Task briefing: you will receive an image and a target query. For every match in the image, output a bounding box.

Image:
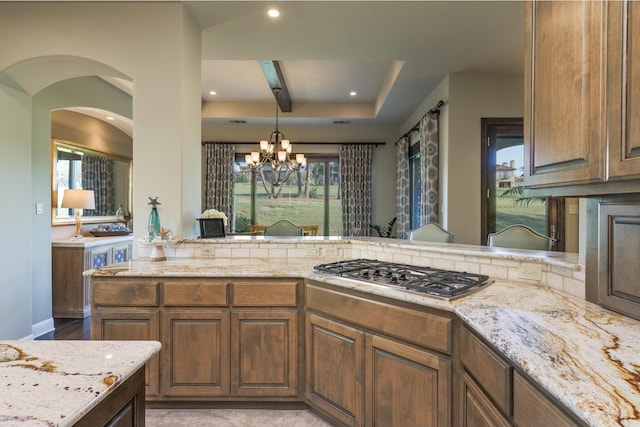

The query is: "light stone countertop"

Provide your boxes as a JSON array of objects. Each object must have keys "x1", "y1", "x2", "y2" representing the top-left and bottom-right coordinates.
[
  {"x1": 0, "y1": 340, "x2": 161, "y2": 426},
  {"x1": 52, "y1": 235, "x2": 133, "y2": 248},
  {"x1": 85, "y1": 256, "x2": 639, "y2": 427}
]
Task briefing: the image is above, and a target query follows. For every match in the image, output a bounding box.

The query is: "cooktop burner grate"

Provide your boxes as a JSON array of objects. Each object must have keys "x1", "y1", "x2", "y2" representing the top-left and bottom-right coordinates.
[{"x1": 313, "y1": 258, "x2": 491, "y2": 299}]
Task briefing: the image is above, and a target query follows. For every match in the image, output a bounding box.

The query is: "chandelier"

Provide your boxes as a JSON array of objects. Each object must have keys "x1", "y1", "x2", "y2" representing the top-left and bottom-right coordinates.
[{"x1": 245, "y1": 88, "x2": 306, "y2": 186}]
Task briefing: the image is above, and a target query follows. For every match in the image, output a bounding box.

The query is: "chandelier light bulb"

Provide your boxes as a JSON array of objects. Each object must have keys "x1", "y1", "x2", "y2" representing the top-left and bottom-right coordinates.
[
  {"x1": 250, "y1": 152, "x2": 260, "y2": 164},
  {"x1": 260, "y1": 140, "x2": 269, "y2": 151},
  {"x1": 281, "y1": 139, "x2": 290, "y2": 151},
  {"x1": 277, "y1": 151, "x2": 287, "y2": 162}
]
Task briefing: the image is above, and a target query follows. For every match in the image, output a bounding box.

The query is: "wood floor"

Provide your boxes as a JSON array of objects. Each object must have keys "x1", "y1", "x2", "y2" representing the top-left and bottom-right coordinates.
[{"x1": 36, "y1": 317, "x2": 90, "y2": 340}]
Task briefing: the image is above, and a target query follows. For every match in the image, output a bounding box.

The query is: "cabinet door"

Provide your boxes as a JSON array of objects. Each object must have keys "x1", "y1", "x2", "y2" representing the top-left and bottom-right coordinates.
[
  {"x1": 513, "y1": 372, "x2": 578, "y2": 427},
  {"x1": 587, "y1": 200, "x2": 640, "y2": 321},
  {"x1": 524, "y1": 0, "x2": 605, "y2": 188},
  {"x1": 460, "y1": 371, "x2": 511, "y2": 427},
  {"x1": 92, "y1": 310, "x2": 160, "y2": 397},
  {"x1": 306, "y1": 313, "x2": 364, "y2": 427},
  {"x1": 231, "y1": 310, "x2": 298, "y2": 397},
  {"x1": 161, "y1": 310, "x2": 230, "y2": 397},
  {"x1": 111, "y1": 243, "x2": 131, "y2": 264},
  {"x1": 365, "y1": 334, "x2": 451, "y2": 427},
  {"x1": 607, "y1": 1, "x2": 640, "y2": 180}
]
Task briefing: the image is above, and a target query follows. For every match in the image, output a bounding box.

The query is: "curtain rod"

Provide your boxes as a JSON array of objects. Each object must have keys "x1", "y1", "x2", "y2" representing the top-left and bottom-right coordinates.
[
  {"x1": 395, "y1": 99, "x2": 446, "y2": 144},
  {"x1": 202, "y1": 141, "x2": 385, "y2": 147}
]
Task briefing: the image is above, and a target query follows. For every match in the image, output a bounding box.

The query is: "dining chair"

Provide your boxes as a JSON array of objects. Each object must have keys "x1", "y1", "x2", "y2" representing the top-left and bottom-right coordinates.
[
  {"x1": 263, "y1": 220, "x2": 304, "y2": 237},
  {"x1": 487, "y1": 224, "x2": 553, "y2": 251},
  {"x1": 409, "y1": 223, "x2": 454, "y2": 243}
]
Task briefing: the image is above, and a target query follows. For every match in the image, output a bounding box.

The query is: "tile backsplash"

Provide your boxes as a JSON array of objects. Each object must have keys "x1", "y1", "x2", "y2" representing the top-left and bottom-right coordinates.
[{"x1": 139, "y1": 237, "x2": 585, "y2": 299}]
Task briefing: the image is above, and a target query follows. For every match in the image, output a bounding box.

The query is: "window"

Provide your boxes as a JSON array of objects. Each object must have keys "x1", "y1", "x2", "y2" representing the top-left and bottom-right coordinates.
[
  {"x1": 234, "y1": 155, "x2": 342, "y2": 235},
  {"x1": 408, "y1": 142, "x2": 421, "y2": 229}
]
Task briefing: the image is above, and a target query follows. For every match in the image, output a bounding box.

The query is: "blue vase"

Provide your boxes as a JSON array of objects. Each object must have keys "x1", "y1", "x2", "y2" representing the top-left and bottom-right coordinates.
[{"x1": 148, "y1": 207, "x2": 161, "y2": 238}]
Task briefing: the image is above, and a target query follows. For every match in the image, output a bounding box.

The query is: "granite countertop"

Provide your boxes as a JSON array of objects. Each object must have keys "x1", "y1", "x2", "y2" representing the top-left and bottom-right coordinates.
[
  {"x1": 0, "y1": 340, "x2": 161, "y2": 426},
  {"x1": 85, "y1": 258, "x2": 639, "y2": 426}
]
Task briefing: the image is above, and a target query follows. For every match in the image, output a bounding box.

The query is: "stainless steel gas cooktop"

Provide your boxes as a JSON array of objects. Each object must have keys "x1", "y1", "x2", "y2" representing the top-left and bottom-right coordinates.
[{"x1": 313, "y1": 258, "x2": 491, "y2": 299}]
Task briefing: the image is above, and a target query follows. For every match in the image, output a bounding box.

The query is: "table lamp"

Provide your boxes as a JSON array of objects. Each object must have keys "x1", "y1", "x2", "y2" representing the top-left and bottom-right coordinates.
[{"x1": 61, "y1": 189, "x2": 95, "y2": 239}]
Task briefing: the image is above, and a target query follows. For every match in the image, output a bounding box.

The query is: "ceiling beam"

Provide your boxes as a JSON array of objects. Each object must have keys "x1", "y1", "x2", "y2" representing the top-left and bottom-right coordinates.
[{"x1": 258, "y1": 60, "x2": 292, "y2": 112}]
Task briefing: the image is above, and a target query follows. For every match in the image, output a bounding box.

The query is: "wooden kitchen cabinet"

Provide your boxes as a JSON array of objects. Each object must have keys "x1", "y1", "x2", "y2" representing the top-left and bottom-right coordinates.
[
  {"x1": 90, "y1": 276, "x2": 302, "y2": 402},
  {"x1": 91, "y1": 278, "x2": 161, "y2": 397},
  {"x1": 513, "y1": 372, "x2": 578, "y2": 427},
  {"x1": 306, "y1": 313, "x2": 364, "y2": 427},
  {"x1": 460, "y1": 371, "x2": 511, "y2": 427},
  {"x1": 161, "y1": 309, "x2": 230, "y2": 397},
  {"x1": 231, "y1": 310, "x2": 298, "y2": 397},
  {"x1": 305, "y1": 281, "x2": 453, "y2": 427},
  {"x1": 52, "y1": 236, "x2": 132, "y2": 318},
  {"x1": 365, "y1": 333, "x2": 450, "y2": 427},
  {"x1": 524, "y1": 0, "x2": 604, "y2": 191},
  {"x1": 524, "y1": 0, "x2": 640, "y2": 196},
  {"x1": 458, "y1": 325, "x2": 582, "y2": 427},
  {"x1": 586, "y1": 198, "x2": 640, "y2": 321},
  {"x1": 230, "y1": 280, "x2": 300, "y2": 397}
]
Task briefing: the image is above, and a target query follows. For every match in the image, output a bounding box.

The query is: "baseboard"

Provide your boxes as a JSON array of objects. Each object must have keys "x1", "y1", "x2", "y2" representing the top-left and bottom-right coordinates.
[{"x1": 31, "y1": 317, "x2": 55, "y2": 339}]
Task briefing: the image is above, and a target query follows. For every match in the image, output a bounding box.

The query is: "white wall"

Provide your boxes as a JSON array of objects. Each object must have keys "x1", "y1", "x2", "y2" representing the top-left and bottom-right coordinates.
[{"x1": 0, "y1": 85, "x2": 33, "y2": 339}]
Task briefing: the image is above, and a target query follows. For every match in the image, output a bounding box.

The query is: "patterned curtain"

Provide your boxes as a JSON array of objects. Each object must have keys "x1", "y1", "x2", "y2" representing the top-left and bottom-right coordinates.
[
  {"x1": 203, "y1": 142, "x2": 235, "y2": 231},
  {"x1": 395, "y1": 136, "x2": 410, "y2": 239},
  {"x1": 82, "y1": 155, "x2": 114, "y2": 216},
  {"x1": 340, "y1": 144, "x2": 373, "y2": 237},
  {"x1": 418, "y1": 113, "x2": 439, "y2": 225}
]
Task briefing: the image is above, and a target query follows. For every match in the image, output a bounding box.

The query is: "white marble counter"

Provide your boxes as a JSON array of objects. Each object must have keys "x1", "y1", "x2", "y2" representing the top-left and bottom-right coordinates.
[
  {"x1": 85, "y1": 256, "x2": 639, "y2": 427},
  {"x1": 0, "y1": 340, "x2": 161, "y2": 426}
]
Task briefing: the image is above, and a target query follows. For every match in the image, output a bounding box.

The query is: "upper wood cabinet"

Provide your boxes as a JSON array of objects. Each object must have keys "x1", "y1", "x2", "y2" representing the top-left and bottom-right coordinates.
[
  {"x1": 607, "y1": 0, "x2": 640, "y2": 181},
  {"x1": 524, "y1": 0, "x2": 640, "y2": 196}
]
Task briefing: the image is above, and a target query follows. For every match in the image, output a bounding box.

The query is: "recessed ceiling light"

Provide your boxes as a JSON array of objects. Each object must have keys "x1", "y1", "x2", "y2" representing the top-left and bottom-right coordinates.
[
  {"x1": 268, "y1": 8, "x2": 280, "y2": 18},
  {"x1": 106, "y1": 116, "x2": 115, "y2": 121},
  {"x1": 350, "y1": 91, "x2": 357, "y2": 96},
  {"x1": 209, "y1": 91, "x2": 217, "y2": 96}
]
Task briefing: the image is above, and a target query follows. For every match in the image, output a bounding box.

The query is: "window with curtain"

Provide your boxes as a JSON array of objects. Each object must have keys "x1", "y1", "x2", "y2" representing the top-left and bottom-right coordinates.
[{"x1": 233, "y1": 154, "x2": 342, "y2": 235}]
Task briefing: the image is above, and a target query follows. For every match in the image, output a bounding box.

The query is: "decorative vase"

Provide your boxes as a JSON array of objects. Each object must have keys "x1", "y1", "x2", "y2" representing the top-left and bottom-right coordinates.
[
  {"x1": 115, "y1": 204, "x2": 126, "y2": 222},
  {"x1": 148, "y1": 207, "x2": 161, "y2": 238}
]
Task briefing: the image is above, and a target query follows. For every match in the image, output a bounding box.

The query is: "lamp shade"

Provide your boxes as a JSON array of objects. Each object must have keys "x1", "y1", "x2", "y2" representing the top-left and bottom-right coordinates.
[{"x1": 61, "y1": 189, "x2": 95, "y2": 210}]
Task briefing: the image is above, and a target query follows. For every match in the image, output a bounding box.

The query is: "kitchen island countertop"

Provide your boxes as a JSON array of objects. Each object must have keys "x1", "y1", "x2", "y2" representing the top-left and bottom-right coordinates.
[
  {"x1": 0, "y1": 340, "x2": 160, "y2": 426},
  {"x1": 86, "y1": 256, "x2": 639, "y2": 427}
]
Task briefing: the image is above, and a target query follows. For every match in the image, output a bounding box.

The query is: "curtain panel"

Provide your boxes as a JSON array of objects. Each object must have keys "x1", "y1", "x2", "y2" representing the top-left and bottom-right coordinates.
[
  {"x1": 395, "y1": 136, "x2": 410, "y2": 239},
  {"x1": 418, "y1": 113, "x2": 439, "y2": 225},
  {"x1": 340, "y1": 144, "x2": 373, "y2": 237},
  {"x1": 82, "y1": 155, "x2": 114, "y2": 216},
  {"x1": 203, "y1": 142, "x2": 235, "y2": 231}
]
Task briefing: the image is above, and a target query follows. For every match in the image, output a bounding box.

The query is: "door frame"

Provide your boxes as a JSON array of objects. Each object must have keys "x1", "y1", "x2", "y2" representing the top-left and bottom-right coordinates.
[{"x1": 480, "y1": 118, "x2": 565, "y2": 250}]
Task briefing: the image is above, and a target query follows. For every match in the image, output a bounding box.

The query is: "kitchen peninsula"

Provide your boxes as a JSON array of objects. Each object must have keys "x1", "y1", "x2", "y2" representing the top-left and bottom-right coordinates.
[
  {"x1": 86, "y1": 237, "x2": 640, "y2": 427},
  {"x1": 0, "y1": 340, "x2": 160, "y2": 426}
]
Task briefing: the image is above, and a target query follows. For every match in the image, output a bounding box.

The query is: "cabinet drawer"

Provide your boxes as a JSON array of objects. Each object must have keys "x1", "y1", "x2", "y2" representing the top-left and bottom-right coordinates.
[
  {"x1": 306, "y1": 283, "x2": 451, "y2": 354},
  {"x1": 460, "y1": 325, "x2": 512, "y2": 416},
  {"x1": 93, "y1": 280, "x2": 159, "y2": 306},
  {"x1": 513, "y1": 371, "x2": 578, "y2": 427},
  {"x1": 163, "y1": 280, "x2": 228, "y2": 306},
  {"x1": 233, "y1": 281, "x2": 298, "y2": 306}
]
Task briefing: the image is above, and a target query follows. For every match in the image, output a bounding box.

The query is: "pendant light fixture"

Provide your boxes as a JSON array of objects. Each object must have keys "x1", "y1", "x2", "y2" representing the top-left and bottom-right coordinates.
[{"x1": 245, "y1": 88, "x2": 306, "y2": 186}]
